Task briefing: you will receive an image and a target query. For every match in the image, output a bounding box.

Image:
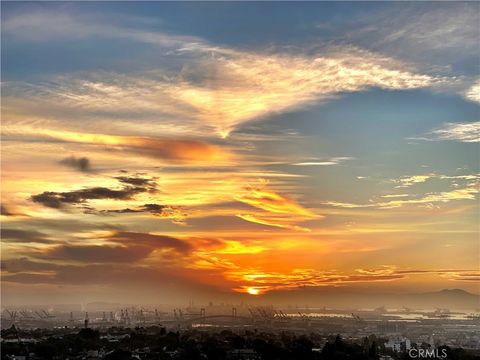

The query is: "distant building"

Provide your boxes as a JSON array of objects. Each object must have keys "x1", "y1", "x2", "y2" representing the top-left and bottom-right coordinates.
[{"x1": 384, "y1": 336, "x2": 411, "y2": 352}]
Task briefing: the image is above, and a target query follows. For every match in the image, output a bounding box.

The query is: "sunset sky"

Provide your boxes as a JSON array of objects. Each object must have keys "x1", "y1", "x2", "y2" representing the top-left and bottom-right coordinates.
[{"x1": 1, "y1": 2, "x2": 479, "y2": 305}]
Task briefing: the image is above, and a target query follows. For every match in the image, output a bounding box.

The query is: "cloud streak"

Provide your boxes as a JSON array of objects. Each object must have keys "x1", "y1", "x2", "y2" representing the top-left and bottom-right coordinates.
[
  {"x1": 6, "y1": 128, "x2": 231, "y2": 163},
  {"x1": 229, "y1": 266, "x2": 479, "y2": 295},
  {"x1": 410, "y1": 122, "x2": 480, "y2": 143},
  {"x1": 1, "y1": 228, "x2": 52, "y2": 244},
  {"x1": 325, "y1": 184, "x2": 478, "y2": 209},
  {"x1": 234, "y1": 182, "x2": 320, "y2": 231},
  {"x1": 292, "y1": 157, "x2": 353, "y2": 166},
  {"x1": 236, "y1": 184, "x2": 317, "y2": 217},
  {"x1": 107, "y1": 231, "x2": 193, "y2": 254},
  {"x1": 430, "y1": 122, "x2": 480, "y2": 143},
  {"x1": 2, "y1": 9, "x2": 204, "y2": 49},
  {"x1": 464, "y1": 80, "x2": 480, "y2": 103}
]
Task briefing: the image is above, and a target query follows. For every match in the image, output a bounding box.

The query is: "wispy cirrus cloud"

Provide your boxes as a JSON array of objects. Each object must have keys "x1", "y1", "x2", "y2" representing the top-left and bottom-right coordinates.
[
  {"x1": 325, "y1": 173, "x2": 478, "y2": 209},
  {"x1": 429, "y1": 122, "x2": 480, "y2": 143},
  {"x1": 411, "y1": 122, "x2": 480, "y2": 143},
  {"x1": 339, "y1": 3, "x2": 479, "y2": 102},
  {"x1": 464, "y1": 79, "x2": 480, "y2": 103},
  {"x1": 325, "y1": 185, "x2": 478, "y2": 209},
  {"x1": 164, "y1": 46, "x2": 444, "y2": 137},
  {"x1": 380, "y1": 194, "x2": 410, "y2": 199},
  {"x1": 2, "y1": 9, "x2": 205, "y2": 49},
  {"x1": 343, "y1": 3, "x2": 479, "y2": 69},
  {"x1": 2, "y1": 8, "x2": 450, "y2": 138},
  {"x1": 393, "y1": 173, "x2": 478, "y2": 188},
  {"x1": 394, "y1": 174, "x2": 434, "y2": 188},
  {"x1": 292, "y1": 157, "x2": 353, "y2": 166}
]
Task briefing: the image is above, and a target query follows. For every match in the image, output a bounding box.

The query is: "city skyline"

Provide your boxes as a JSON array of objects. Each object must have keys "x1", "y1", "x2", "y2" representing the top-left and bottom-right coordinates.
[{"x1": 1, "y1": 2, "x2": 479, "y2": 306}]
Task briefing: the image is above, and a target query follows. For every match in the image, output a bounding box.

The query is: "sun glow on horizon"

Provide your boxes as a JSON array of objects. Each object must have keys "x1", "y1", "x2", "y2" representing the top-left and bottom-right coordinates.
[{"x1": 247, "y1": 287, "x2": 261, "y2": 295}]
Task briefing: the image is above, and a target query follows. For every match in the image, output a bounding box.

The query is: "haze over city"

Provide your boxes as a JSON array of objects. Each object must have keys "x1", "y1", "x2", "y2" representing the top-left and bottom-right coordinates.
[{"x1": 1, "y1": 2, "x2": 479, "y2": 310}]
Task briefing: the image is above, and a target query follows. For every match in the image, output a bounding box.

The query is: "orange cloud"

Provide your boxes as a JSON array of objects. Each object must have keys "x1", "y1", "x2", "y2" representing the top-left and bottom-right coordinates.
[
  {"x1": 235, "y1": 184, "x2": 317, "y2": 217},
  {"x1": 226, "y1": 266, "x2": 480, "y2": 295},
  {"x1": 212, "y1": 240, "x2": 267, "y2": 255},
  {"x1": 236, "y1": 214, "x2": 311, "y2": 232},
  {"x1": 228, "y1": 268, "x2": 399, "y2": 295},
  {"x1": 6, "y1": 128, "x2": 231, "y2": 163},
  {"x1": 234, "y1": 182, "x2": 320, "y2": 231}
]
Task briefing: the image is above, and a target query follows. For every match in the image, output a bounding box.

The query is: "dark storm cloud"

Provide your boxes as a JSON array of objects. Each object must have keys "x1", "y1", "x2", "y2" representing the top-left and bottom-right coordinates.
[
  {"x1": 59, "y1": 156, "x2": 91, "y2": 172},
  {"x1": 99, "y1": 203, "x2": 171, "y2": 216},
  {"x1": 115, "y1": 176, "x2": 157, "y2": 189},
  {"x1": 1, "y1": 205, "x2": 15, "y2": 216},
  {"x1": 109, "y1": 231, "x2": 193, "y2": 253},
  {"x1": 31, "y1": 186, "x2": 146, "y2": 209},
  {"x1": 31, "y1": 175, "x2": 158, "y2": 210},
  {"x1": 1, "y1": 228, "x2": 52, "y2": 244},
  {"x1": 102, "y1": 208, "x2": 140, "y2": 214},
  {"x1": 142, "y1": 203, "x2": 166, "y2": 213},
  {"x1": 44, "y1": 244, "x2": 153, "y2": 263}
]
